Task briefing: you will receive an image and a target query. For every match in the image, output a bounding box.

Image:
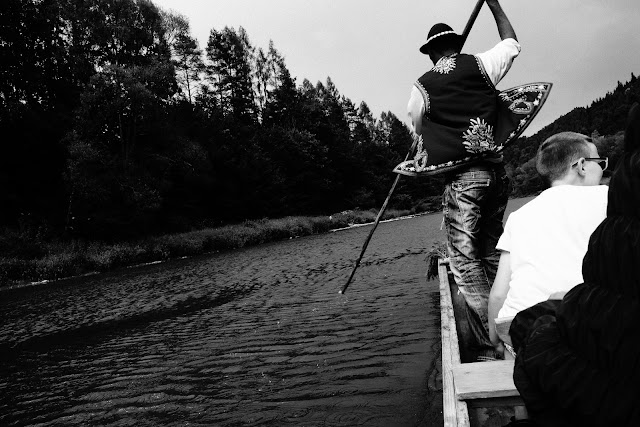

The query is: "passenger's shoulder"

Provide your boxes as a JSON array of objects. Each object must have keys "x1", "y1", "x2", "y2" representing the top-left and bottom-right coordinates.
[
  {"x1": 586, "y1": 184, "x2": 609, "y2": 200},
  {"x1": 506, "y1": 198, "x2": 539, "y2": 221}
]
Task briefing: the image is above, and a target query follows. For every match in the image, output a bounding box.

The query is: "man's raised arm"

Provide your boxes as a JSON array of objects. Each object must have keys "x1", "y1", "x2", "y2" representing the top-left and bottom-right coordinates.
[{"x1": 486, "y1": 0, "x2": 517, "y2": 42}]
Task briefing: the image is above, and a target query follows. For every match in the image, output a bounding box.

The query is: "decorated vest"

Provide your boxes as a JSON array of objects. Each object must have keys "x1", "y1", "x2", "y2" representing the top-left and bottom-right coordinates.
[{"x1": 394, "y1": 53, "x2": 552, "y2": 176}]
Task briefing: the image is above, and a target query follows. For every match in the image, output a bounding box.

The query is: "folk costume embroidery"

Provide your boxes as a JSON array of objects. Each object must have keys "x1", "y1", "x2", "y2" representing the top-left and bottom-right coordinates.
[
  {"x1": 415, "y1": 82, "x2": 430, "y2": 115},
  {"x1": 432, "y1": 55, "x2": 457, "y2": 74},
  {"x1": 462, "y1": 118, "x2": 497, "y2": 154},
  {"x1": 413, "y1": 133, "x2": 429, "y2": 172}
]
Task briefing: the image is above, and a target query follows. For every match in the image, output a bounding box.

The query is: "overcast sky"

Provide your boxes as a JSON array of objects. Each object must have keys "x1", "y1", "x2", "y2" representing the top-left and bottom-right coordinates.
[{"x1": 153, "y1": 0, "x2": 640, "y2": 136}]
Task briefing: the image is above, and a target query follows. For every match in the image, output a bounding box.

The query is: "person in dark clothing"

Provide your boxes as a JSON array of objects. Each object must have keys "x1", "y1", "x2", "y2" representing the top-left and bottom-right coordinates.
[{"x1": 509, "y1": 103, "x2": 640, "y2": 426}]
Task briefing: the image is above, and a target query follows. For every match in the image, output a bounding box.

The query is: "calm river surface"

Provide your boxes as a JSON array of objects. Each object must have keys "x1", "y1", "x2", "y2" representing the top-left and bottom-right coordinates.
[{"x1": 0, "y1": 199, "x2": 531, "y2": 426}]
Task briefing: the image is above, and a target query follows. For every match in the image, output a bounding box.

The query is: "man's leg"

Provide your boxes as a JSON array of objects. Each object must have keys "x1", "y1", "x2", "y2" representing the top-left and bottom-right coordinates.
[
  {"x1": 443, "y1": 169, "x2": 494, "y2": 351},
  {"x1": 479, "y1": 168, "x2": 510, "y2": 285}
]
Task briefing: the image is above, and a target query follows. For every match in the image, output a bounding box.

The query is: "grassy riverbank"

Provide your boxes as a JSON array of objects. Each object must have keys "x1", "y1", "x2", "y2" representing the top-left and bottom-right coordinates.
[{"x1": 0, "y1": 207, "x2": 436, "y2": 287}]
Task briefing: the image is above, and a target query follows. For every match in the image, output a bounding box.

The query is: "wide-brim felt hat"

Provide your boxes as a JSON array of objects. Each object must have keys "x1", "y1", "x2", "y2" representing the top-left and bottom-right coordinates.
[{"x1": 419, "y1": 23, "x2": 463, "y2": 54}]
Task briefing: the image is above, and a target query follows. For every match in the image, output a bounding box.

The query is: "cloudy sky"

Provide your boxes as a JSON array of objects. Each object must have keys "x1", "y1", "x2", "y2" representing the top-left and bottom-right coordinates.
[{"x1": 153, "y1": 0, "x2": 640, "y2": 136}]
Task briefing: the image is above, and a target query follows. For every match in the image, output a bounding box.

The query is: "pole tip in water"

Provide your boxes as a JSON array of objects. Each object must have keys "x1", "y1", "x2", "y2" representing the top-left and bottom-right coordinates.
[{"x1": 338, "y1": 290, "x2": 343, "y2": 294}]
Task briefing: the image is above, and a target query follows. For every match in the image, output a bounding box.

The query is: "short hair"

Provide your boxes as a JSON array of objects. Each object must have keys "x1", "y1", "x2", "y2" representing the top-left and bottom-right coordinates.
[{"x1": 536, "y1": 132, "x2": 592, "y2": 184}]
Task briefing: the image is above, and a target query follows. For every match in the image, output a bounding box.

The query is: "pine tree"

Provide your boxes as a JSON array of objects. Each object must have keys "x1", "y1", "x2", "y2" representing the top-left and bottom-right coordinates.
[
  {"x1": 163, "y1": 11, "x2": 204, "y2": 104},
  {"x1": 205, "y1": 26, "x2": 256, "y2": 124}
]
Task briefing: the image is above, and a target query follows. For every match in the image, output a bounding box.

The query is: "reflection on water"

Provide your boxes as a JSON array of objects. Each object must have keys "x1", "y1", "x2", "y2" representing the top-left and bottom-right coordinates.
[{"x1": 1, "y1": 214, "x2": 448, "y2": 426}]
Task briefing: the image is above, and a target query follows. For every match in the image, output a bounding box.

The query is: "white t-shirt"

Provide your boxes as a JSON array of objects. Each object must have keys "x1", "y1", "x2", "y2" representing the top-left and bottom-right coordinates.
[
  {"x1": 407, "y1": 38, "x2": 521, "y2": 132},
  {"x1": 497, "y1": 185, "x2": 608, "y2": 318}
]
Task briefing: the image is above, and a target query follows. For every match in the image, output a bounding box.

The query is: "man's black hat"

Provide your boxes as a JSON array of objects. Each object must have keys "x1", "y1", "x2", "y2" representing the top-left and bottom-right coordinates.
[{"x1": 419, "y1": 23, "x2": 463, "y2": 54}]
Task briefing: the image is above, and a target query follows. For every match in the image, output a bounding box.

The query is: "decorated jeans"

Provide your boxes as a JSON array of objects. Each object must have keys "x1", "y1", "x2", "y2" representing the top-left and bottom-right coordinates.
[{"x1": 443, "y1": 164, "x2": 510, "y2": 352}]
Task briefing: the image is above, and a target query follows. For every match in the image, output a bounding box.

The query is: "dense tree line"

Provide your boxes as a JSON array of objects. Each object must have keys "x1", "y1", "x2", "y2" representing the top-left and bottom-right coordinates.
[
  {"x1": 2, "y1": 0, "x2": 636, "y2": 243},
  {"x1": 1, "y1": 0, "x2": 441, "y2": 241}
]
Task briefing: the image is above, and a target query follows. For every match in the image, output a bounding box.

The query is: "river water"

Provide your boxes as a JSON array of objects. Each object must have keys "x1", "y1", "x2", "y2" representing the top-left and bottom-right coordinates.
[{"x1": 0, "y1": 199, "x2": 530, "y2": 426}]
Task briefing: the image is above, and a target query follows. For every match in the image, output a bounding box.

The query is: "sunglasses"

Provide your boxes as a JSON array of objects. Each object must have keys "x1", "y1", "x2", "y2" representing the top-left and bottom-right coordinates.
[
  {"x1": 573, "y1": 157, "x2": 608, "y2": 171},
  {"x1": 584, "y1": 157, "x2": 609, "y2": 171}
]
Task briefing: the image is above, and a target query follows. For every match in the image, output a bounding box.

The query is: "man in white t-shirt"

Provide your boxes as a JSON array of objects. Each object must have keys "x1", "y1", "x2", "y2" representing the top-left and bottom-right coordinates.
[{"x1": 488, "y1": 132, "x2": 608, "y2": 354}]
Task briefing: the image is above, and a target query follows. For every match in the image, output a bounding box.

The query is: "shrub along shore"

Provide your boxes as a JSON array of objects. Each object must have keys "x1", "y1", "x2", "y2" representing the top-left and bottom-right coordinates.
[{"x1": 0, "y1": 208, "x2": 435, "y2": 288}]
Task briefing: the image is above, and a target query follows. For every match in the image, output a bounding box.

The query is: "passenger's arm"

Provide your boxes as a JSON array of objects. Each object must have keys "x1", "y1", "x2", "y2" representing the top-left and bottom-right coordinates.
[
  {"x1": 486, "y1": 0, "x2": 517, "y2": 42},
  {"x1": 489, "y1": 250, "x2": 512, "y2": 349}
]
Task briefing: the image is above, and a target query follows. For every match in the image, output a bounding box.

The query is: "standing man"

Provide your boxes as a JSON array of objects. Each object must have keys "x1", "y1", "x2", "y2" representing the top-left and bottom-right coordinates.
[{"x1": 407, "y1": 0, "x2": 520, "y2": 359}]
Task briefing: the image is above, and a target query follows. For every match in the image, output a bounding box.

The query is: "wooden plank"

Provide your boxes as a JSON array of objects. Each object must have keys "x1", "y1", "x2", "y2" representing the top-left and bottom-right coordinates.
[
  {"x1": 452, "y1": 360, "x2": 520, "y2": 400},
  {"x1": 495, "y1": 316, "x2": 515, "y2": 346},
  {"x1": 439, "y1": 260, "x2": 471, "y2": 427}
]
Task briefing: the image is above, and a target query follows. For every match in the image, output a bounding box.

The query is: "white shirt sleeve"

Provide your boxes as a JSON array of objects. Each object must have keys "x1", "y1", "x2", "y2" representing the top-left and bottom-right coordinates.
[
  {"x1": 475, "y1": 38, "x2": 521, "y2": 87},
  {"x1": 407, "y1": 84, "x2": 426, "y2": 134}
]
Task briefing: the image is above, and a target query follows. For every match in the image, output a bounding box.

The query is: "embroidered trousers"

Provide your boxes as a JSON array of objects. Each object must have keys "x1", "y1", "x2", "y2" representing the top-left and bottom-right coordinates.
[{"x1": 443, "y1": 164, "x2": 510, "y2": 351}]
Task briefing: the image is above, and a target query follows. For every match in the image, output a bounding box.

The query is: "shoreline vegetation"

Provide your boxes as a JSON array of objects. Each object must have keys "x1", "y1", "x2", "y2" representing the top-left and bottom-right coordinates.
[{"x1": 0, "y1": 207, "x2": 435, "y2": 289}]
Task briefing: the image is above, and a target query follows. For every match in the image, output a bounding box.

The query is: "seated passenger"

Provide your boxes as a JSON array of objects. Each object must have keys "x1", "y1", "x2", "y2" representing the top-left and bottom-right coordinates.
[
  {"x1": 509, "y1": 103, "x2": 640, "y2": 426},
  {"x1": 488, "y1": 131, "x2": 608, "y2": 354}
]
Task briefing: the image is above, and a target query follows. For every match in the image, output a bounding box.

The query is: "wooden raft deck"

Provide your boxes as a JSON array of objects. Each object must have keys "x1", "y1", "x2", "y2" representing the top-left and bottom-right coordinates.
[
  {"x1": 439, "y1": 259, "x2": 470, "y2": 426},
  {"x1": 438, "y1": 259, "x2": 524, "y2": 426}
]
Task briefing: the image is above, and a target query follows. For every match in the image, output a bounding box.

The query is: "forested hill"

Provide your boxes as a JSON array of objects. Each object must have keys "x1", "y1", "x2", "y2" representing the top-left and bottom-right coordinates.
[
  {"x1": 504, "y1": 74, "x2": 640, "y2": 195},
  {"x1": 1, "y1": 0, "x2": 440, "y2": 242}
]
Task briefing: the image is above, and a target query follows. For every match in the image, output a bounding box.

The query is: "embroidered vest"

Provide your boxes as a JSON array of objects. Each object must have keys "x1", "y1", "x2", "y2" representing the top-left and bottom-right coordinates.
[
  {"x1": 394, "y1": 54, "x2": 553, "y2": 177},
  {"x1": 418, "y1": 53, "x2": 499, "y2": 168}
]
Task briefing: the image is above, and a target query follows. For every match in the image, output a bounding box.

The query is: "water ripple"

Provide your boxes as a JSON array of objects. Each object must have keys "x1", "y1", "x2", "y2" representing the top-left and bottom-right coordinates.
[{"x1": 0, "y1": 213, "x2": 452, "y2": 426}]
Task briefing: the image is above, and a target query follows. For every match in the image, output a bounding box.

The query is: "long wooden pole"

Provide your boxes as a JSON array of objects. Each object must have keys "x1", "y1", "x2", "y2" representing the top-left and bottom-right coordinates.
[
  {"x1": 339, "y1": 0, "x2": 486, "y2": 295},
  {"x1": 461, "y1": 0, "x2": 487, "y2": 44},
  {"x1": 338, "y1": 143, "x2": 415, "y2": 295}
]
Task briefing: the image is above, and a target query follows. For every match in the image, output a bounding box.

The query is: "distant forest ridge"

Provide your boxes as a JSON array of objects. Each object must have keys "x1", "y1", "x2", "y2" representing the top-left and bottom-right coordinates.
[{"x1": 1, "y1": 0, "x2": 638, "y2": 242}]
